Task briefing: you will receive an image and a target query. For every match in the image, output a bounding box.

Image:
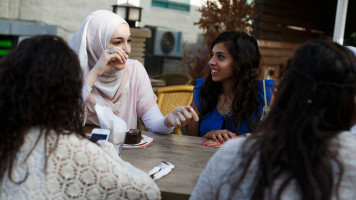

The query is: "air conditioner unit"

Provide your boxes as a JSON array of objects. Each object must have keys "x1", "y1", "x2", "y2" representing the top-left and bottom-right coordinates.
[{"x1": 153, "y1": 27, "x2": 182, "y2": 58}]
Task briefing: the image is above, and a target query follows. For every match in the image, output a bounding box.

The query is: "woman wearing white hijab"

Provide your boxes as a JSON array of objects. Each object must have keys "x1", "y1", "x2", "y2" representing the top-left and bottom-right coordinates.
[{"x1": 69, "y1": 10, "x2": 198, "y2": 133}]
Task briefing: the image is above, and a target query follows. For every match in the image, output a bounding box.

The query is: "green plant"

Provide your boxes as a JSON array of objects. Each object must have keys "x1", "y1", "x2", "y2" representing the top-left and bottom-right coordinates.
[{"x1": 184, "y1": 0, "x2": 258, "y2": 79}]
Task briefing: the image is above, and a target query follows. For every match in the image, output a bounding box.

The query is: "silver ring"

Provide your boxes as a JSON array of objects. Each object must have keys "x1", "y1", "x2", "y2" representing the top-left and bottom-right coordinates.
[{"x1": 108, "y1": 47, "x2": 115, "y2": 54}]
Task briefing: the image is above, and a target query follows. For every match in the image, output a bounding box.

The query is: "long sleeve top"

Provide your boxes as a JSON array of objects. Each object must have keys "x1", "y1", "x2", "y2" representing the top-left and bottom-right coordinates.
[
  {"x1": 191, "y1": 131, "x2": 356, "y2": 200},
  {"x1": 1, "y1": 127, "x2": 161, "y2": 200}
]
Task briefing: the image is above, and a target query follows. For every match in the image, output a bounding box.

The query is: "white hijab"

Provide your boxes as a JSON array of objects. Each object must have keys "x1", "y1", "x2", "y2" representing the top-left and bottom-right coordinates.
[{"x1": 68, "y1": 10, "x2": 128, "y2": 99}]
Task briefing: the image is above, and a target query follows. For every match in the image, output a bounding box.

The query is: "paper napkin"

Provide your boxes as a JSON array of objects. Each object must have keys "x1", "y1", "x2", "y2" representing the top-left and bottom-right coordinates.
[
  {"x1": 95, "y1": 103, "x2": 127, "y2": 144},
  {"x1": 148, "y1": 161, "x2": 174, "y2": 180}
]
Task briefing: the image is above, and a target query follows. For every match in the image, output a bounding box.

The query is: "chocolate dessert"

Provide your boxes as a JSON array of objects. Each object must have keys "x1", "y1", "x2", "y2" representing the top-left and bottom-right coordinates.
[{"x1": 124, "y1": 129, "x2": 142, "y2": 144}]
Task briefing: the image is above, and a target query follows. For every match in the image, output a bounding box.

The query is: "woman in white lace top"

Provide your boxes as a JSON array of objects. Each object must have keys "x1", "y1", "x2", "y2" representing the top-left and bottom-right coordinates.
[
  {"x1": 191, "y1": 42, "x2": 356, "y2": 200},
  {"x1": 0, "y1": 35, "x2": 160, "y2": 199}
]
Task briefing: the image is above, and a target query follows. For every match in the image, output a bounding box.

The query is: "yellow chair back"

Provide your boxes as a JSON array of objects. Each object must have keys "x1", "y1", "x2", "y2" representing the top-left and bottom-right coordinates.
[{"x1": 156, "y1": 85, "x2": 194, "y2": 135}]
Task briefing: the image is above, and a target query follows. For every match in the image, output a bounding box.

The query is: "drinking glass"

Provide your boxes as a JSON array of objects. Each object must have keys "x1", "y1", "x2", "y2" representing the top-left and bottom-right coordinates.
[{"x1": 111, "y1": 131, "x2": 127, "y2": 157}]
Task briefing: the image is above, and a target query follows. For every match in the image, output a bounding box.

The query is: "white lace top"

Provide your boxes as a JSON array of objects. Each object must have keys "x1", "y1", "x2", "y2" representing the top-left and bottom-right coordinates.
[
  {"x1": 190, "y1": 131, "x2": 356, "y2": 200},
  {"x1": 0, "y1": 128, "x2": 160, "y2": 200}
]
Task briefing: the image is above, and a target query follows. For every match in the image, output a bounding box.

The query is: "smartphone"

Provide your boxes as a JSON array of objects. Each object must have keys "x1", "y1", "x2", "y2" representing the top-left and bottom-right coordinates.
[{"x1": 90, "y1": 128, "x2": 111, "y2": 143}]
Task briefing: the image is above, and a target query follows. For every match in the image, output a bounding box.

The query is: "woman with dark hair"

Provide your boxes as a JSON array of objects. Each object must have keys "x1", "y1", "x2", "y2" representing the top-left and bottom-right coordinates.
[
  {"x1": 190, "y1": 41, "x2": 356, "y2": 200},
  {"x1": 0, "y1": 35, "x2": 160, "y2": 199},
  {"x1": 346, "y1": 46, "x2": 356, "y2": 135},
  {"x1": 188, "y1": 31, "x2": 274, "y2": 147}
]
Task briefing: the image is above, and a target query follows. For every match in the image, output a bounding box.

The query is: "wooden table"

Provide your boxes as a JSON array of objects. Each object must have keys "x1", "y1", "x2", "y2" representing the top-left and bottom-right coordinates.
[{"x1": 122, "y1": 131, "x2": 216, "y2": 200}]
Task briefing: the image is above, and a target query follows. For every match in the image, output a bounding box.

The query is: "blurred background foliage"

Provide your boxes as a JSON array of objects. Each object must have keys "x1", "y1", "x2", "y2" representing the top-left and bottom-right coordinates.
[{"x1": 183, "y1": 0, "x2": 258, "y2": 79}]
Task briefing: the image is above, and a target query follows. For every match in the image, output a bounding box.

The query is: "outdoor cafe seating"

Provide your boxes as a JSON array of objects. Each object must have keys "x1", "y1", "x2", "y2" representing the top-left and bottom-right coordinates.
[
  {"x1": 151, "y1": 72, "x2": 194, "y2": 86},
  {"x1": 155, "y1": 85, "x2": 194, "y2": 135},
  {"x1": 138, "y1": 84, "x2": 194, "y2": 135}
]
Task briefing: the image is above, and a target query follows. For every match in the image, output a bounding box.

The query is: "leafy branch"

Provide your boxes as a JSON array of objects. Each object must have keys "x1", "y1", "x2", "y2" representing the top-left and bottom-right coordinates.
[{"x1": 184, "y1": 0, "x2": 258, "y2": 79}]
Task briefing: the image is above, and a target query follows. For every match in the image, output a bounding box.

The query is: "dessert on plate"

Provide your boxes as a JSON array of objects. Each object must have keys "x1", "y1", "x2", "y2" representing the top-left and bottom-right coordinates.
[{"x1": 125, "y1": 129, "x2": 142, "y2": 144}]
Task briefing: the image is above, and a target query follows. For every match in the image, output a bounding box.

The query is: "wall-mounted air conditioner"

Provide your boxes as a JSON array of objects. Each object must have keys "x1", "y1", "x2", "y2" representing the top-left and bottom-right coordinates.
[{"x1": 153, "y1": 27, "x2": 182, "y2": 58}]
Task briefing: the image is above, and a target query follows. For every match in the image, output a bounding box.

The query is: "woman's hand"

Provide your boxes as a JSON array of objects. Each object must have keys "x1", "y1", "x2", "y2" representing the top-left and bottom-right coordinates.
[
  {"x1": 164, "y1": 106, "x2": 199, "y2": 128},
  {"x1": 85, "y1": 47, "x2": 128, "y2": 87},
  {"x1": 204, "y1": 129, "x2": 237, "y2": 143},
  {"x1": 202, "y1": 139, "x2": 222, "y2": 148},
  {"x1": 202, "y1": 131, "x2": 244, "y2": 148}
]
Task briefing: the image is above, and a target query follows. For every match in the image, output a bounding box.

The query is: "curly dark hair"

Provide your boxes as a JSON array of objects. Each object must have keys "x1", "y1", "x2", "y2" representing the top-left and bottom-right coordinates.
[
  {"x1": 0, "y1": 35, "x2": 85, "y2": 183},
  {"x1": 199, "y1": 31, "x2": 261, "y2": 134},
  {"x1": 229, "y1": 41, "x2": 356, "y2": 200}
]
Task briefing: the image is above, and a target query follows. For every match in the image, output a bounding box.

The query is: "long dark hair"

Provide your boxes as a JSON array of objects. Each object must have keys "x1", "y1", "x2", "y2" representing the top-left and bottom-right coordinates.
[
  {"x1": 0, "y1": 35, "x2": 85, "y2": 183},
  {"x1": 229, "y1": 41, "x2": 356, "y2": 199},
  {"x1": 199, "y1": 31, "x2": 261, "y2": 134}
]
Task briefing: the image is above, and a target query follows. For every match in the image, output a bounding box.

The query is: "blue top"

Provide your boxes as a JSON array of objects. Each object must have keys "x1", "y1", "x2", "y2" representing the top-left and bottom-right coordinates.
[{"x1": 193, "y1": 78, "x2": 275, "y2": 137}]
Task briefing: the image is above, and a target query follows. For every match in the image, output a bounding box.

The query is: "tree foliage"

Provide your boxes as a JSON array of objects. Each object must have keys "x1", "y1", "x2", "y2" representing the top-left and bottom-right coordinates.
[{"x1": 184, "y1": 0, "x2": 258, "y2": 79}]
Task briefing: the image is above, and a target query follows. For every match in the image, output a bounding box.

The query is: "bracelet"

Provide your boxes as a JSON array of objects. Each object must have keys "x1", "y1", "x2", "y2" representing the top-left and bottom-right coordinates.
[{"x1": 244, "y1": 133, "x2": 251, "y2": 137}]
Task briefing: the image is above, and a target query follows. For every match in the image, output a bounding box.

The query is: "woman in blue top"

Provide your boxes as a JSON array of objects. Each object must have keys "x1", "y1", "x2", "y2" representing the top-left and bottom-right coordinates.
[{"x1": 188, "y1": 31, "x2": 274, "y2": 147}]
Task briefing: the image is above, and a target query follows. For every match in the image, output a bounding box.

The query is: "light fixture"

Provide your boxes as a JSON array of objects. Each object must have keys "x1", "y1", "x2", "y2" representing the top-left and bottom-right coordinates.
[{"x1": 112, "y1": 3, "x2": 143, "y2": 28}]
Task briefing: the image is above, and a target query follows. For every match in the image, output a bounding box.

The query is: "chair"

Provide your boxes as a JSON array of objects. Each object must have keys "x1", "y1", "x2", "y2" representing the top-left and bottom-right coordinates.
[
  {"x1": 151, "y1": 73, "x2": 194, "y2": 86},
  {"x1": 156, "y1": 85, "x2": 194, "y2": 135}
]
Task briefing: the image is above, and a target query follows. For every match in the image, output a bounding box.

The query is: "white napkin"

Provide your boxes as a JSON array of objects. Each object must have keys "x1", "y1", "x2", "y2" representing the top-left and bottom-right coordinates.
[
  {"x1": 148, "y1": 161, "x2": 174, "y2": 180},
  {"x1": 95, "y1": 104, "x2": 127, "y2": 144}
]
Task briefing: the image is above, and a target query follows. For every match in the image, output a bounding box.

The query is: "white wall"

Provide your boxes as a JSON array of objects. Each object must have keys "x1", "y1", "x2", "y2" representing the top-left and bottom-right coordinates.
[
  {"x1": 139, "y1": 0, "x2": 204, "y2": 44},
  {"x1": 138, "y1": 0, "x2": 206, "y2": 74},
  {"x1": 0, "y1": 0, "x2": 116, "y2": 41},
  {"x1": 0, "y1": 0, "x2": 205, "y2": 43},
  {"x1": 0, "y1": 0, "x2": 206, "y2": 74},
  {"x1": 114, "y1": 0, "x2": 205, "y2": 43}
]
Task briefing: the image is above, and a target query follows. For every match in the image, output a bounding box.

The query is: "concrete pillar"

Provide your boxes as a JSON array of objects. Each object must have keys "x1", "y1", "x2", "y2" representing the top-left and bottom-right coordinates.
[{"x1": 333, "y1": 0, "x2": 349, "y2": 45}]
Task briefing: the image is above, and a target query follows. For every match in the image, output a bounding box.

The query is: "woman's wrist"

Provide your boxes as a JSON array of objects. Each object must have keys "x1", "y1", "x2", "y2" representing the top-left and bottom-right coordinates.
[
  {"x1": 163, "y1": 115, "x2": 173, "y2": 127},
  {"x1": 85, "y1": 68, "x2": 100, "y2": 87}
]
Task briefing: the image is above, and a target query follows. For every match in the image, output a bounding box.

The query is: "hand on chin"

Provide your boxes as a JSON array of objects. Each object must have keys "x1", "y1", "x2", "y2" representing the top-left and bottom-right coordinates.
[
  {"x1": 114, "y1": 64, "x2": 125, "y2": 71},
  {"x1": 110, "y1": 61, "x2": 125, "y2": 71}
]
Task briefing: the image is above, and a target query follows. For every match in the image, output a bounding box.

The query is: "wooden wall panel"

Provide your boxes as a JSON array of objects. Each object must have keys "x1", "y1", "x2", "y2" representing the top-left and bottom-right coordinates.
[
  {"x1": 253, "y1": 0, "x2": 337, "y2": 78},
  {"x1": 130, "y1": 28, "x2": 151, "y2": 64},
  {"x1": 253, "y1": 0, "x2": 337, "y2": 43},
  {"x1": 258, "y1": 39, "x2": 301, "y2": 79}
]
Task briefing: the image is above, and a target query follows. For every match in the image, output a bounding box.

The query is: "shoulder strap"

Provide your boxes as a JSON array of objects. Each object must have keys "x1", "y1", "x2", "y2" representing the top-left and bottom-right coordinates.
[{"x1": 263, "y1": 79, "x2": 267, "y2": 106}]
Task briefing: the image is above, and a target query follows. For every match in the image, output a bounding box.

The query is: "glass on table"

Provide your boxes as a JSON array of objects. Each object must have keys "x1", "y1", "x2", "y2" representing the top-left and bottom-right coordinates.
[{"x1": 110, "y1": 131, "x2": 127, "y2": 157}]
